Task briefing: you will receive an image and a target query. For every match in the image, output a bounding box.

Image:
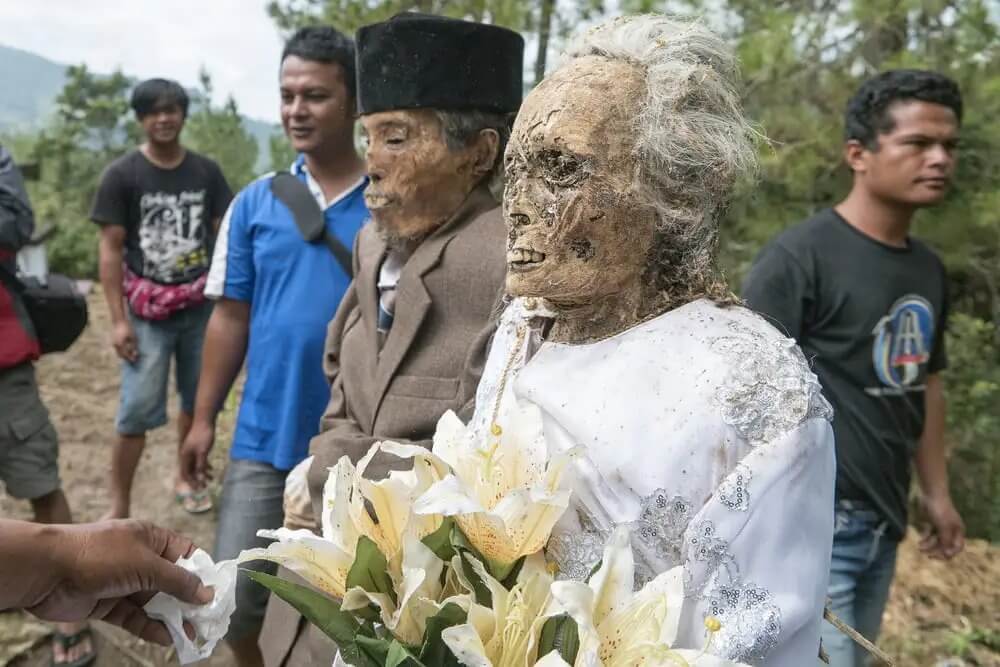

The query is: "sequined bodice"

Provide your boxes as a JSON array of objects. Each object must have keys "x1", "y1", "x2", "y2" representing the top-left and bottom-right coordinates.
[{"x1": 474, "y1": 298, "x2": 834, "y2": 665}]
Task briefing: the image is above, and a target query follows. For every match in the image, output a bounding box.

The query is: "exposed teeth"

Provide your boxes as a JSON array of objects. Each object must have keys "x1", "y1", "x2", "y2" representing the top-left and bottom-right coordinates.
[
  {"x1": 365, "y1": 193, "x2": 393, "y2": 208},
  {"x1": 507, "y1": 248, "x2": 546, "y2": 264}
]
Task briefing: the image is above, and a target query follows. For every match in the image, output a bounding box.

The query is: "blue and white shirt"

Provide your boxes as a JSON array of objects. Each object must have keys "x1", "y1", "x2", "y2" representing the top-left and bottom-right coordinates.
[{"x1": 206, "y1": 156, "x2": 368, "y2": 470}]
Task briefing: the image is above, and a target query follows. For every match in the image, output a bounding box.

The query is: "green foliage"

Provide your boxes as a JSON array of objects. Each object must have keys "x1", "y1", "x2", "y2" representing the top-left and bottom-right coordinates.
[
  {"x1": 631, "y1": 0, "x2": 1000, "y2": 539},
  {"x1": 420, "y1": 517, "x2": 456, "y2": 561},
  {"x1": 28, "y1": 65, "x2": 137, "y2": 277},
  {"x1": 945, "y1": 623, "x2": 1000, "y2": 657},
  {"x1": 243, "y1": 569, "x2": 363, "y2": 647},
  {"x1": 537, "y1": 613, "x2": 581, "y2": 664},
  {"x1": 266, "y1": 0, "x2": 609, "y2": 83},
  {"x1": 9, "y1": 66, "x2": 261, "y2": 277},
  {"x1": 185, "y1": 70, "x2": 259, "y2": 191},
  {"x1": 448, "y1": 520, "x2": 495, "y2": 606},
  {"x1": 268, "y1": 130, "x2": 297, "y2": 172},
  {"x1": 943, "y1": 313, "x2": 1000, "y2": 541},
  {"x1": 347, "y1": 535, "x2": 397, "y2": 604},
  {"x1": 267, "y1": 0, "x2": 530, "y2": 34},
  {"x1": 246, "y1": 553, "x2": 470, "y2": 666},
  {"x1": 417, "y1": 603, "x2": 465, "y2": 666}
]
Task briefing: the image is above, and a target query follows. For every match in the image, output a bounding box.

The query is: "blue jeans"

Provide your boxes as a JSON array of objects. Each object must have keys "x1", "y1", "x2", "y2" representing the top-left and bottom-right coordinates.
[
  {"x1": 821, "y1": 500, "x2": 899, "y2": 666},
  {"x1": 116, "y1": 303, "x2": 211, "y2": 435}
]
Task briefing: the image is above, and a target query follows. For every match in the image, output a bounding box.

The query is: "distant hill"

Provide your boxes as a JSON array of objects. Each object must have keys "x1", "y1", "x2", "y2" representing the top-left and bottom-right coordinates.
[{"x1": 0, "y1": 43, "x2": 278, "y2": 172}]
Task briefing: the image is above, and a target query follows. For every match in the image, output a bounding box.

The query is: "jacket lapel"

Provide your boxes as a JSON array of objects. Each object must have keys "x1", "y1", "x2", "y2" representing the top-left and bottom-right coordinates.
[{"x1": 371, "y1": 187, "x2": 497, "y2": 416}]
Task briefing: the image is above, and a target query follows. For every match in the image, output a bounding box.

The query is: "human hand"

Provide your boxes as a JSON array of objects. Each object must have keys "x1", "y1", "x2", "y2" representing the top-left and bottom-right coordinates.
[
  {"x1": 179, "y1": 420, "x2": 215, "y2": 489},
  {"x1": 26, "y1": 520, "x2": 213, "y2": 645},
  {"x1": 111, "y1": 320, "x2": 138, "y2": 362},
  {"x1": 919, "y1": 494, "x2": 965, "y2": 560}
]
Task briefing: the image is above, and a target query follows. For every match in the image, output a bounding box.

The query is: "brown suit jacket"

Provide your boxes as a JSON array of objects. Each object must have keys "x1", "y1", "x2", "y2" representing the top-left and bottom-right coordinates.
[{"x1": 260, "y1": 185, "x2": 507, "y2": 667}]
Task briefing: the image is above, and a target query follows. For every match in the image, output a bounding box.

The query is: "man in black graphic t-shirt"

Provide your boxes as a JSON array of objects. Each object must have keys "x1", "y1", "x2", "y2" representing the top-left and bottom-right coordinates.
[
  {"x1": 90, "y1": 78, "x2": 232, "y2": 521},
  {"x1": 94, "y1": 151, "x2": 228, "y2": 284},
  {"x1": 743, "y1": 70, "x2": 965, "y2": 666}
]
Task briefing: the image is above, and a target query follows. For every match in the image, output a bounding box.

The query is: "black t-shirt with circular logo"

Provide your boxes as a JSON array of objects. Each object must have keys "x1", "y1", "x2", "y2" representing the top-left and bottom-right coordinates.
[
  {"x1": 90, "y1": 149, "x2": 233, "y2": 285},
  {"x1": 742, "y1": 208, "x2": 948, "y2": 540}
]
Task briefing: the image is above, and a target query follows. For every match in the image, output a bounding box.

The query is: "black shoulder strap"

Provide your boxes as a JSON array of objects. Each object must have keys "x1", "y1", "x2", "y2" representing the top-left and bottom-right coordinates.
[
  {"x1": 270, "y1": 171, "x2": 353, "y2": 277},
  {"x1": 0, "y1": 263, "x2": 26, "y2": 293}
]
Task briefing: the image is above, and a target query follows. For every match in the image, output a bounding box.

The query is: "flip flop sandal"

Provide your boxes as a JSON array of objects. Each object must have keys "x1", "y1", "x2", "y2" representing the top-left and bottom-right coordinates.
[
  {"x1": 51, "y1": 627, "x2": 96, "y2": 667},
  {"x1": 175, "y1": 489, "x2": 213, "y2": 514}
]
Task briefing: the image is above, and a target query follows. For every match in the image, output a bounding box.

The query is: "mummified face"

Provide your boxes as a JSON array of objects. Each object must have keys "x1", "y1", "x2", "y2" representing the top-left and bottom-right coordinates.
[
  {"x1": 362, "y1": 109, "x2": 483, "y2": 246},
  {"x1": 503, "y1": 57, "x2": 656, "y2": 305}
]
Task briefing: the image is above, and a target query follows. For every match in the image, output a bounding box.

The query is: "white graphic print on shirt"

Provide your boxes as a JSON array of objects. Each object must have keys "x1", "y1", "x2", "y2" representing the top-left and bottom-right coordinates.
[{"x1": 138, "y1": 190, "x2": 209, "y2": 283}]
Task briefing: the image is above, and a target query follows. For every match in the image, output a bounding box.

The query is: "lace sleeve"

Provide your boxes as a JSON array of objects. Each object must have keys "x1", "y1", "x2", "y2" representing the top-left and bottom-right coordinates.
[{"x1": 680, "y1": 417, "x2": 835, "y2": 666}]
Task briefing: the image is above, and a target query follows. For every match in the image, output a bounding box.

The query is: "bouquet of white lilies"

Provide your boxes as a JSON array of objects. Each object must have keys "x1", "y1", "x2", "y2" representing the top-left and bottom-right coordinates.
[{"x1": 239, "y1": 401, "x2": 746, "y2": 667}]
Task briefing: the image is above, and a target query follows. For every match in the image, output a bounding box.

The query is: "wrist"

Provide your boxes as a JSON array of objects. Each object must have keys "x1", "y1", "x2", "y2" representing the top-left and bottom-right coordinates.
[
  {"x1": 33, "y1": 523, "x2": 76, "y2": 592},
  {"x1": 191, "y1": 412, "x2": 217, "y2": 431},
  {"x1": 921, "y1": 486, "x2": 952, "y2": 505}
]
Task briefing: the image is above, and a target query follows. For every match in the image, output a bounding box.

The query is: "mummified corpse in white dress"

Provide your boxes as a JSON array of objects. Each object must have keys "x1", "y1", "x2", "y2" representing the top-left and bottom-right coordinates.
[{"x1": 470, "y1": 297, "x2": 836, "y2": 666}]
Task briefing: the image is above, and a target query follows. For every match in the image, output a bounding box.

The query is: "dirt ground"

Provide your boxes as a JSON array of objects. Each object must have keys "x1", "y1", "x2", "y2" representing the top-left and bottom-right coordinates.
[{"x1": 1, "y1": 291, "x2": 998, "y2": 666}]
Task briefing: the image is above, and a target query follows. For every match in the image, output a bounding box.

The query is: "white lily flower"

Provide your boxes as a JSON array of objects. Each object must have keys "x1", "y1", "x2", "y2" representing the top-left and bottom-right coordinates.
[
  {"x1": 345, "y1": 441, "x2": 451, "y2": 565},
  {"x1": 414, "y1": 405, "x2": 577, "y2": 574},
  {"x1": 441, "y1": 552, "x2": 554, "y2": 667},
  {"x1": 240, "y1": 441, "x2": 450, "y2": 600},
  {"x1": 239, "y1": 458, "x2": 357, "y2": 598},
  {"x1": 341, "y1": 532, "x2": 458, "y2": 646},
  {"x1": 535, "y1": 527, "x2": 748, "y2": 667}
]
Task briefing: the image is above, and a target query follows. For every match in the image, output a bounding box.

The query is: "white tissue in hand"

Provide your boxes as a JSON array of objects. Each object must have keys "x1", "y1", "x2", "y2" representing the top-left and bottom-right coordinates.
[{"x1": 143, "y1": 548, "x2": 237, "y2": 664}]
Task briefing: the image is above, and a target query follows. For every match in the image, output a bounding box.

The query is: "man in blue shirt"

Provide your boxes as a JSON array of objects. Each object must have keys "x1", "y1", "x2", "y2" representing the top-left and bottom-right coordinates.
[{"x1": 178, "y1": 26, "x2": 367, "y2": 667}]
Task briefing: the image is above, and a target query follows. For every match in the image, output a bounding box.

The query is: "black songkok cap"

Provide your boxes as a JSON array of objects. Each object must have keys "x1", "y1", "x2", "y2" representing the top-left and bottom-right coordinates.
[{"x1": 356, "y1": 13, "x2": 524, "y2": 115}]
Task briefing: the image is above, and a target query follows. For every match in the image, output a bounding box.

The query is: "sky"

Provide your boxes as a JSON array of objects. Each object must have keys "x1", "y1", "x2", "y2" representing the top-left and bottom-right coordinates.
[{"x1": 0, "y1": 0, "x2": 285, "y2": 123}]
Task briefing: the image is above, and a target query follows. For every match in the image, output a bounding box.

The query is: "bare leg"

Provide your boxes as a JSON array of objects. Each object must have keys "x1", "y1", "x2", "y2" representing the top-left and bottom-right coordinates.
[
  {"x1": 102, "y1": 432, "x2": 145, "y2": 520},
  {"x1": 229, "y1": 636, "x2": 265, "y2": 667},
  {"x1": 30, "y1": 488, "x2": 72, "y2": 524},
  {"x1": 175, "y1": 410, "x2": 194, "y2": 495},
  {"x1": 31, "y1": 491, "x2": 95, "y2": 665}
]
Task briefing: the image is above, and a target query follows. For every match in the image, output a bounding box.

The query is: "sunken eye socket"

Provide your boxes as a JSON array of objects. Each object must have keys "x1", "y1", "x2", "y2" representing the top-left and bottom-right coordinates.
[
  {"x1": 541, "y1": 150, "x2": 587, "y2": 188},
  {"x1": 503, "y1": 151, "x2": 587, "y2": 188}
]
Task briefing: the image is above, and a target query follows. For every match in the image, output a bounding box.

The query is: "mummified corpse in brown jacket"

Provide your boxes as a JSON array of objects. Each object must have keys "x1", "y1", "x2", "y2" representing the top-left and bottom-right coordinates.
[{"x1": 259, "y1": 184, "x2": 506, "y2": 667}]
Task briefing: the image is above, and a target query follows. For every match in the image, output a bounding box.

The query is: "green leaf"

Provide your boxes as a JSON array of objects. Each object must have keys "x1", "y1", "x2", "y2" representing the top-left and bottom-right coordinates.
[
  {"x1": 386, "y1": 640, "x2": 424, "y2": 667},
  {"x1": 499, "y1": 556, "x2": 526, "y2": 589},
  {"x1": 418, "y1": 602, "x2": 467, "y2": 666},
  {"x1": 243, "y1": 570, "x2": 360, "y2": 648},
  {"x1": 353, "y1": 636, "x2": 424, "y2": 667},
  {"x1": 537, "y1": 613, "x2": 580, "y2": 664},
  {"x1": 347, "y1": 535, "x2": 397, "y2": 604},
  {"x1": 421, "y1": 517, "x2": 456, "y2": 561},
  {"x1": 449, "y1": 524, "x2": 493, "y2": 607},
  {"x1": 355, "y1": 634, "x2": 392, "y2": 665}
]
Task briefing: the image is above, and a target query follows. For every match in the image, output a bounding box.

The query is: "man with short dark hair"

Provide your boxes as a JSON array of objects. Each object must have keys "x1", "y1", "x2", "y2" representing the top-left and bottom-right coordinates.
[
  {"x1": 742, "y1": 69, "x2": 966, "y2": 666},
  {"x1": 92, "y1": 77, "x2": 233, "y2": 519},
  {"x1": 258, "y1": 13, "x2": 520, "y2": 666},
  {"x1": 178, "y1": 26, "x2": 368, "y2": 667}
]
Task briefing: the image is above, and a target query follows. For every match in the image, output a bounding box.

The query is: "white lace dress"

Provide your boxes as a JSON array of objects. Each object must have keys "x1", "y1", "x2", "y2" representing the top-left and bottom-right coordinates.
[{"x1": 470, "y1": 297, "x2": 836, "y2": 666}]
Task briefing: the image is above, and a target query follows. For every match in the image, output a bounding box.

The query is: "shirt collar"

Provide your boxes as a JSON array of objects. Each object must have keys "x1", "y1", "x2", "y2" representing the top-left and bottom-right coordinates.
[{"x1": 291, "y1": 155, "x2": 366, "y2": 211}]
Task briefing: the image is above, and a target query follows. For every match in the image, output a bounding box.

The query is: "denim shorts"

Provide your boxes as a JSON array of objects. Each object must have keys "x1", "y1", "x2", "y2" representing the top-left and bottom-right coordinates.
[
  {"x1": 116, "y1": 302, "x2": 211, "y2": 435},
  {"x1": 213, "y1": 457, "x2": 288, "y2": 641}
]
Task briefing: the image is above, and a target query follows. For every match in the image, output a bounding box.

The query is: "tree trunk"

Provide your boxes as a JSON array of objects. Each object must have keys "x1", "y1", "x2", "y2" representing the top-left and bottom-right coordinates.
[{"x1": 534, "y1": 0, "x2": 555, "y2": 85}]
